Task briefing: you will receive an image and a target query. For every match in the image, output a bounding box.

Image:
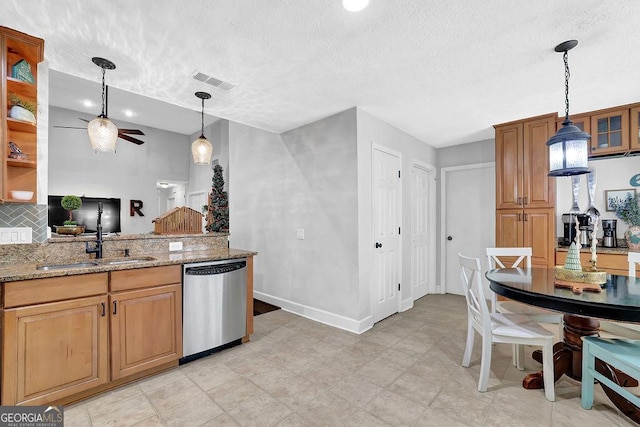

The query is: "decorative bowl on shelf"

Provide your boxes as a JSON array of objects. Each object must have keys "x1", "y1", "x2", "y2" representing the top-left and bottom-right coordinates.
[
  {"x1": 10, "y1": 190, "x2": 33, "y2": 200},
  {"x1": 54, "y1": 225, "x2": 85, "y2": 236}
]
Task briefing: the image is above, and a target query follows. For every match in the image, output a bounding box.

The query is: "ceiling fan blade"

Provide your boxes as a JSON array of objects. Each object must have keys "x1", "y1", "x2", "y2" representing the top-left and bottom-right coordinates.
[
  {"x1": 54, "y1": 125, "x2": 86, "y2": 129},
  {"x1": 118, "y1": 133, "x2": 145, "y2": 145},
  {"x1": 78, "y1": 118, "x2": 90, "y2": 123},
  {"x1": 118, "y1": 128, "x2": 145, "y2": 135}
]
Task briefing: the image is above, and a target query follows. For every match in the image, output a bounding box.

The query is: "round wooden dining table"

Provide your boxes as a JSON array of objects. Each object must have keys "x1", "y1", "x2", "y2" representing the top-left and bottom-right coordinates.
[{"x1": 486, "y1": 267, "x2": 640, "y2": 423}]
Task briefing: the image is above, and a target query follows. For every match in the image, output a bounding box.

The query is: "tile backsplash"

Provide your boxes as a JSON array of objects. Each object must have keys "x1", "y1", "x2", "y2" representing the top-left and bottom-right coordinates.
[{"x1": 0, "y1": 203, "x2": 47, "y2": 243}]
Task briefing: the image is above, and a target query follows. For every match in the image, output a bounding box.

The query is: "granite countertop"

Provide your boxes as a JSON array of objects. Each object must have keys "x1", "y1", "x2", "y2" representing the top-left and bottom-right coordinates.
[{"x1": 0, "y1": 248, "x2": 257, "y2": 282}]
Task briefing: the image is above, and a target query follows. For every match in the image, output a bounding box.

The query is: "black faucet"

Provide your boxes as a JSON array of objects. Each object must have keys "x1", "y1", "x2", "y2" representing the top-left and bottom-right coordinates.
[{"x1": 85, "y1": 202, "x2": 103, "y2": 259}]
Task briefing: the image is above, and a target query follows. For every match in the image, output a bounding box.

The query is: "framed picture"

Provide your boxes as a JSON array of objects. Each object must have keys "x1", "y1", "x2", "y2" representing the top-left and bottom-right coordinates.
[{"x1": 605, "y1": 189, "x2": 636, "y2": 211}]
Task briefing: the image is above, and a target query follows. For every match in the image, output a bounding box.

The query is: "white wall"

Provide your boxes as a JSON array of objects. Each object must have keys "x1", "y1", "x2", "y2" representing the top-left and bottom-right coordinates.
[
  {"x1": 48, "y1": 106, "x2": 191, "y2": 234},
  {"x1": 555, "y1": 156, "x2": 640, "y2": 238},
  {"x1": 229, "y1": 109, "x2": 362, "y2": 329}
]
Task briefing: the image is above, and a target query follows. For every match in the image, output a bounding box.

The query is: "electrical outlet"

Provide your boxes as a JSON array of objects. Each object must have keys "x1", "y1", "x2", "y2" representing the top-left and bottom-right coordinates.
[
  {"x1": 296, "y1": 229, "x2": 304, "y2": 240},
  {"x1": 169, "y1": 241, "x2": 183, "y2": 251}
]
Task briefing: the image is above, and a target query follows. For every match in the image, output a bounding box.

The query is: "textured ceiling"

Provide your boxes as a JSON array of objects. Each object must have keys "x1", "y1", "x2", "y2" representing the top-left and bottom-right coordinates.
[{"x1": 3, "y1": 0, "x2": 640, "y2": 147}]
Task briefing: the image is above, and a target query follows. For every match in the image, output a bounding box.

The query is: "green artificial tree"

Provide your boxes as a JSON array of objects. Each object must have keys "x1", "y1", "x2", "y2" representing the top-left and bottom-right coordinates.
[
  {"x1": 206, "y1": 164, "x2": 229, "y2": 232},
  {"x1": 61, "y1": 195, "x2": 82, "y2": 225}
]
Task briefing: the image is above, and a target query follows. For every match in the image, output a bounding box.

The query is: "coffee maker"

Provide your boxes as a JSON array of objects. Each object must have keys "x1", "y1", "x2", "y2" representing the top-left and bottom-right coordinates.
[
  {"x1": 601, "y1": 219, "x2": 618, "y2": 248},
  {"x1": 562, "y1": 213, "x2": 591, "y2": 246}
]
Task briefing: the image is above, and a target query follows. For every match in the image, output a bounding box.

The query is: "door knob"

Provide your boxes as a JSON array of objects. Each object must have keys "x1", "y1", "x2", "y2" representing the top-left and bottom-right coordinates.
[
  {"x1": 375, "y1": 242, "x2": 382, "y2": 248},
  {"x1": 447, "y1": 236, "x2": 453, "y2": 241}
]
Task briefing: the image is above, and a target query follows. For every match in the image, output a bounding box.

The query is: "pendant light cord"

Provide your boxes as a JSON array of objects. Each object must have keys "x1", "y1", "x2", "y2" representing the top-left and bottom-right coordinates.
[
  {"x1": 200, "y1": 97, "x2": 205, "y2": 138},
  {"x1": 563, "y1": 50, "x2": 571, "y2": 123},
  {"x1": 100, "y1": 67, "x2": 107, "y2": 117}
]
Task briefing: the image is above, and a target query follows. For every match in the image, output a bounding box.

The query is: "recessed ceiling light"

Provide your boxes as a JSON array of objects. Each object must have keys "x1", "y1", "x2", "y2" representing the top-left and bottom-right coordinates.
[
  {"x1": 343, "y1": 0, "x2": 369, "y2": 12},
  {"x1": 158, "y1": 182, "x2": 170, "y2": 188},
  {"x1": 123, "y1": 109, "x2": 134, "y2": 117},
  {"x1": 82, "y1": 100, "x2": 93, "y2": 108}
]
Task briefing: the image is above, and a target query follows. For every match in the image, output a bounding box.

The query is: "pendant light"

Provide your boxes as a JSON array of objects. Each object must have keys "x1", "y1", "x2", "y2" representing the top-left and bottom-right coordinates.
[
  {"x1": 547, "y1": 40, "x2": 590, "y2": 177},
  {"x1": 191, "y1": 91, "x2": 213, "y2": 165},
  {"x1": 87, "y1": 57, "x2": 118, "y2": 152}
]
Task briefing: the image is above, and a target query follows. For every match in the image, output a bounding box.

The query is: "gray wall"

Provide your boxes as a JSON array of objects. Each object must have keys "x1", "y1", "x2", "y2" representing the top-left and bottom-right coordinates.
[
  {"x1": 229, "y1": 109, "x2": 361, "y2": 326},
  {"x1": 438, "y1": 138, "x2": 494, "y2": 168},
  {"x1": 356, "y1": 108, "x2": 438, "y2": 319},
  {"x1": 48, "y1": 106, "x2": 191, "y2": 234}
]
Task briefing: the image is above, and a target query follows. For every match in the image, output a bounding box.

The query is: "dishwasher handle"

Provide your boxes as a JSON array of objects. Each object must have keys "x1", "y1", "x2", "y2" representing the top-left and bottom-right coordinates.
[{"x1": 185, "y1": 260, "x2": 246, "y2": 276}]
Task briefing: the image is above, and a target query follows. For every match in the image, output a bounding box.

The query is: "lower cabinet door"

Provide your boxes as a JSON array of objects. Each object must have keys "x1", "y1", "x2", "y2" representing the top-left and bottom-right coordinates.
[
  {"x1": 110, "y1": 284, "x2": 182, "y2": 380},
  {"x1": 2, "y1": 295, "x2": 109, "y2": 405}
]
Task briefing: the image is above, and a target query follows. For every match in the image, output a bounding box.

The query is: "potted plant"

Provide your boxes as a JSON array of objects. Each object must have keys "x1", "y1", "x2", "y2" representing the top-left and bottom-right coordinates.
[
  {"x1": 8, "y1": 93, "x2": 36, "y2": 124},
  {"x1": 609, "y1": 193, "x2": 640, "y2": 251},
  {"x1": 55, "y1": 195, "x2": 85, "y2": 235}
]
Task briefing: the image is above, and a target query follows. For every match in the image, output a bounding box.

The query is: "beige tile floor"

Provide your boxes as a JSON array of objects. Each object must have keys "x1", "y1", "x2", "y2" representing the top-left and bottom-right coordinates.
[{"x1": 65, "y1": 294, "x2": 638, "y2": 426}]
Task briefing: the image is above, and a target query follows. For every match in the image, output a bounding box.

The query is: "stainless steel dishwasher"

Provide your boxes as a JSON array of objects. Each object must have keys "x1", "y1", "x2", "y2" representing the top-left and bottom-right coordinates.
[{"x1": 181, "y1": 258, "x2": 247, "y2": 363}]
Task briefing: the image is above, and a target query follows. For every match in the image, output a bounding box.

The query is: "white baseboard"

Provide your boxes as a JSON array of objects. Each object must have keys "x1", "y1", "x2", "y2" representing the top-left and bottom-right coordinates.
[
  {"x1": 400, "y1": 298, "x2": 414, "y2": 312},
  {"x1": 254, "y1": 291, "x2": 374, "y2": 334}
]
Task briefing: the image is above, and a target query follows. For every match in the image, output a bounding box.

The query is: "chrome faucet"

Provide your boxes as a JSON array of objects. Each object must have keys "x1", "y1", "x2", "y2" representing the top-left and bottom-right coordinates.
[{"x1": 85, "y1": 202, "x2": 103, "y2": 259}]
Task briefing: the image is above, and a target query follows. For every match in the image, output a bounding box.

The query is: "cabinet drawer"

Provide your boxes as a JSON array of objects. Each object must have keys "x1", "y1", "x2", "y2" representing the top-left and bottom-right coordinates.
[
  {"x1": 110, "y1": 265, "x2": 181, "y2": 292},
  {"x1": 3, "y1": 273, "x2": 108, "y2": 308},
  {"x1": 555, "y1": 251, "x2": 628, "y2": 273}
]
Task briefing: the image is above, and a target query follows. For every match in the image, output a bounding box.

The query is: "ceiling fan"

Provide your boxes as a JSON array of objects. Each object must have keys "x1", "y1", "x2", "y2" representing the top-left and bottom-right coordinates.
[{"x1": 53, "y1": 57, "x2": 145, "y2": 148}]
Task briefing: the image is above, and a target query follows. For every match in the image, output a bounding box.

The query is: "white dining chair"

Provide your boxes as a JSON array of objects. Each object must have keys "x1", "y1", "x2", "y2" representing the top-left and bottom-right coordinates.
[
  {"x1": 600, "y1": 252, "x2": 640, "y2": 337},
  {"x1": 486, "y1": 247, "x2": 562, "y2": 367},
  {"x1": 459, "y1": 253, "x2": 556, "y2": 402}
]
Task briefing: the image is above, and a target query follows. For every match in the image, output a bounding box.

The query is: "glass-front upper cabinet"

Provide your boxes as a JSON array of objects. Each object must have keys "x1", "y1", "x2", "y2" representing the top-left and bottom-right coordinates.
[
  {"x1": 631, "y1": 106, "x2": 640, "y2": 151},
  {"x1": 589, "y1": 109, "x2": 629, "y2": 156}
]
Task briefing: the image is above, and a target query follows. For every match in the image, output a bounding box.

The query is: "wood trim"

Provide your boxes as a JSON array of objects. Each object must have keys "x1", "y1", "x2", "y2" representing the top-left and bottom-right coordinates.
[
  {"x1": 3, "y1": 273, "x2": 108, "y2": 308},
  {"x1": 493, "y1": 112, "x2": 557, "y2": 129},
  {"x1": 110, "y1": 265, "x2": 181, "y2": 292},
  {"x1": 243, "y1": 256, "x2": 254, "y2": 342}
]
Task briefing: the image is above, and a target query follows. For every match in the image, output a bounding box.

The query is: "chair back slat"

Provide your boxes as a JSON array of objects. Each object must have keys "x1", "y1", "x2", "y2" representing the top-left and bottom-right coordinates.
[
  {"x1": 486, "y1": 247, "x2": 532, "y2": 269},
  {"x1": 484, "y1": 247, "x2": 532, "y2": 313},
  {"x1": 629, "y1": 252, "x2": 640, "y2": 277},
  {"x1": 459, "y1": 253, "x2": 491, "y2": 333}
]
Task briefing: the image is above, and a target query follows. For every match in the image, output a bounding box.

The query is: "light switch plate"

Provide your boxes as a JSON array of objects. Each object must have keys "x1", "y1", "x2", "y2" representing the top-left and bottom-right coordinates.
[
  {"x1": 296, "y1": 229, "x2": 304, "y2": 240},
  {"x1": 169, "y1": 241, "x2": 183, "y2": 251}
]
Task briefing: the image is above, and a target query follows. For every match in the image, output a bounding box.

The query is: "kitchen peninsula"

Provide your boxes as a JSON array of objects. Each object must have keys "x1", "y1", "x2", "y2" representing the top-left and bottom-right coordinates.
[{"x1": 0, "y1": 232, "x2": 256, "y2": 406}]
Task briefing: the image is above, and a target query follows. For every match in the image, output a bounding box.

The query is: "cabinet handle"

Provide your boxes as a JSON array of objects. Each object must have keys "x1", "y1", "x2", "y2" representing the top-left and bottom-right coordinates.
[
  {"x1": 524, "y1": 213, "x2": 528, "y2": 221},
  {"x1": 518, "y1": 213, "x2": 522, "y2": 221},
  {"x1": 517, "y1": 197, "x2": 522, "y2": 206},
  {"x1": 523, "y1": 196, "x2": 528, "y2": 206},
  {"x1": 113, "y1": 301, "x2": 117, "y2": 315},
  {"x1": 101, "y1": 302, "x2": 106, "y2": 317}
]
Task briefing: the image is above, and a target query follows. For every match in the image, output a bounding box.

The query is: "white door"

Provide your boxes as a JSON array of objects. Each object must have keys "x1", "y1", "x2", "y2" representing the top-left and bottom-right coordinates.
[
  {"x1": 372, "y1": 146, "x2": 402, "y2": 323},
  {"x1": 411, "y1": 162, "x2": 434, "y2": 299},
  {"x1": 442, "y1": 163, "x2": 495, "y2": 295}
]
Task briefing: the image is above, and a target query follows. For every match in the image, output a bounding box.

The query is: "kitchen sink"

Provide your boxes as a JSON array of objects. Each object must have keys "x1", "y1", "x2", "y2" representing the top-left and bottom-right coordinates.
[
  {"x1": 100, "y1": 256, "x2": 156, "y2": 265},
  {"x1": 36, "y1": 262, "x2": 99, "y2": 270}
]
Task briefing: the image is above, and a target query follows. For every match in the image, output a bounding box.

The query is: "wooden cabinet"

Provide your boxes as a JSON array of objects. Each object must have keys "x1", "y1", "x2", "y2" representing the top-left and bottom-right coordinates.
[
  {"x1": 109, "y1": 265, "x2": 182, "y2": 380},
  {"x1": 1, "y1": 26, "x2": 44, "y2": 203},
  {"x1": 589, "y1": 108, "x2": 629, "y2": 156},
  {"x1": 631, "y1": 105, "x2": 640, "y2": 151},
  {"x1": 495, "y1": 114, "x2": 556, "y2": 210},
  {"x1": 555, "y1": 250, "x2": 628, "y2": 275},
  {"x1": 496, "y1": 208, "x2": 555, "y2": 267},
  {"x1": 1, "y1": 273, "x2": 109, "y2": 405},
  {"x1": 495, "y1": 114, "x2": 556, "y2": 267}
]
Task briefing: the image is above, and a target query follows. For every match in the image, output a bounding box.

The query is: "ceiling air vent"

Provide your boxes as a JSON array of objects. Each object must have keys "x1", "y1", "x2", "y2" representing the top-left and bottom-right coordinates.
[{"x1": 191, "y1": 71, "x2": 235, "y2": 91}]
